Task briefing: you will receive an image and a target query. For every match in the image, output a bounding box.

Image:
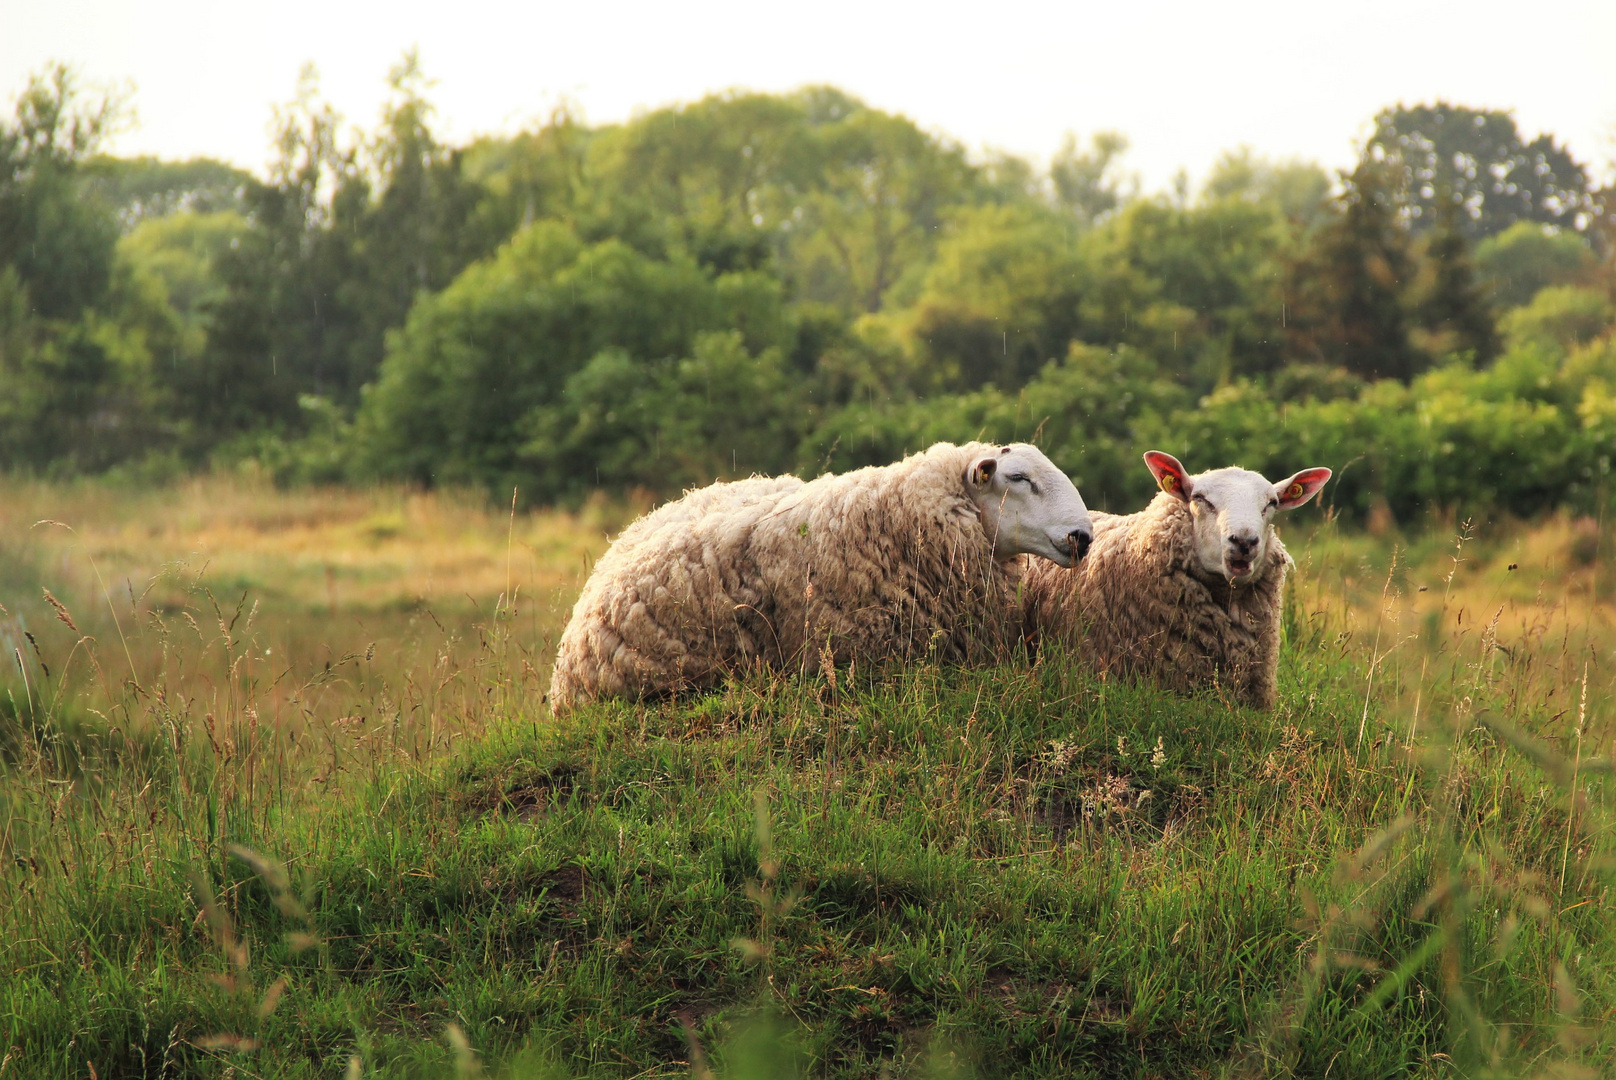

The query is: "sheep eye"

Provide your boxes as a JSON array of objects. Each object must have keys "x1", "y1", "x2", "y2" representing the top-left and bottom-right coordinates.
[
  {"x1": 1192, "y1": 494, "x2": 1214, "y2": 511},
  {"x1": 1267, "y1": 499, "x2": 1279, "y2": 510}
]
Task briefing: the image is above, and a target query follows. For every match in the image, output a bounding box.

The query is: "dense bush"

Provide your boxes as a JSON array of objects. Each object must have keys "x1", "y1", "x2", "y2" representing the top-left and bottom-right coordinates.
[
  {"x1": 354, "y1": 222, "x2": 801, "y2": 496},
  {"x1": 524, "y1": 331, "x2": 807, "y2": 498},
  {"x1": 824, "y1": 316, "x2": 1616, "y2": 526},
  {"x1": 802, "y1": 343, "x2": 1192, "y2": 512},
  {"x1": 1475, "y1": 221, "x2": 1600, "y2": 309}
]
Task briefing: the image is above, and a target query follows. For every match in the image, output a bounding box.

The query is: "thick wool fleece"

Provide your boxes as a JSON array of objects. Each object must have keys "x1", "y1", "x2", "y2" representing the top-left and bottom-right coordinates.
[
  {"x1": 550, "y1": 443, "x2": 1020, "y2": 709},
  {"x1": 1023, "y1": 492, "x2": 1290, "y2": 709}
]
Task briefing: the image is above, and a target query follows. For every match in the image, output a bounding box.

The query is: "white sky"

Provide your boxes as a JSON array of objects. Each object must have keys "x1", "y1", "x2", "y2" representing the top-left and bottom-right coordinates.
[{"x1": 4, "y1": 0, "x2": 1614, "y2": 194}]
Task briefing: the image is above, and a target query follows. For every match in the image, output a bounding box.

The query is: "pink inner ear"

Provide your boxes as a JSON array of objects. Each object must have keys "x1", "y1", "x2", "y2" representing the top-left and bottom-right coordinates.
[
  {"x1": 1143, "y1": 451, "x2": 1189, "y2": 498},
  {"x1": 1278, "y1": 468, "x2": 1332, "y2": 507}
]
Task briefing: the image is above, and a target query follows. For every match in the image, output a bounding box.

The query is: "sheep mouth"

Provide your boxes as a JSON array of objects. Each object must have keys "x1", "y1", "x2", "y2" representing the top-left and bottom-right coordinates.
[
  {"x1": 1226, "y1": 557, "x2": 1254, "y2": 579},
  {"x1": 1044, "y1": 547, "x2": 1076, "y2": 569}
]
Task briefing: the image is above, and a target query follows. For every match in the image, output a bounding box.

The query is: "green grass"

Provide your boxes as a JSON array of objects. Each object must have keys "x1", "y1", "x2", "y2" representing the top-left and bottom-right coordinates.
[
  {"x1": 3, "y1": 623, "x2": 1613, "y2": 1078},
  {"x1": 2, "y1": 485, "x2": 1615, "y2": 1077}
]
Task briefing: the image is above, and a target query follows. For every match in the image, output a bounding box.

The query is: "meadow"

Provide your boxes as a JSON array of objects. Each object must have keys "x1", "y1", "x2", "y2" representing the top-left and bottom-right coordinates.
[{"x1": 2, "y1": 476, "x2": 1615, "y2": 1079}]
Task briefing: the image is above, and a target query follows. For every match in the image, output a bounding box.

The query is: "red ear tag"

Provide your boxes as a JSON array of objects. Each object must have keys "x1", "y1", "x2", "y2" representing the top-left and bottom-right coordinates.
[
  {"x1": 1287, "y1": 483, "x2": 1303, "y2": 499},
  {"x1": 1160, "y1": 474, "x2": 1177, "y2": 493}
]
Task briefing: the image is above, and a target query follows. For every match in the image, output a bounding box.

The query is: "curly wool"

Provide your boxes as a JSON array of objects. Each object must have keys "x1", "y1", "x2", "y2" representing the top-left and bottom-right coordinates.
[
  {"x1": 550, "y1": 442, "x2": 1022, "y2": 709},
  {"x1": 1023, "y1": 492, "x2": 1291, "y2": 709}
]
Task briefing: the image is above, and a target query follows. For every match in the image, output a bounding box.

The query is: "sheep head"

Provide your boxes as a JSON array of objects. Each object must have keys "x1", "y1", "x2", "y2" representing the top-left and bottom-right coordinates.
[
  {"x1": 1143, "y1": 451, "x2": 1331, "y2": 584},
  {"x1": 967, "y1": 444, "x2": 1093, "y2": 567}
]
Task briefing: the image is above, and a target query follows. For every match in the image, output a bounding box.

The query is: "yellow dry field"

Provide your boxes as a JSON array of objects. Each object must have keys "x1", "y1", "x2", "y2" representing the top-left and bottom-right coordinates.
[
  {"x1": 1, "y1": 476, "x2": 631, "y2": 622},
  {"x1": 0, "y1": 478, "x2": 636, "y2": 773},
  {"x1": 2, "y1": 476, "x2": 1613, "y2": 769},
  {"x1": 1289, "y1": 511, "x2": 1616, "y2": 734}
]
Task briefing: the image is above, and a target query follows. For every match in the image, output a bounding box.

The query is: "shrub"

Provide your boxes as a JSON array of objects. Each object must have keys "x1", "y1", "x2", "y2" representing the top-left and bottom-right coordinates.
[
  {"x1": 356, "y1": 222, "x2": 795, "y2": 500},
  {"x1": 523, "y1": 331, "x2": 807, "y2": 499},
  {"x1": 1474, "y1": 222, "x2": 1597, "y2": 310}
]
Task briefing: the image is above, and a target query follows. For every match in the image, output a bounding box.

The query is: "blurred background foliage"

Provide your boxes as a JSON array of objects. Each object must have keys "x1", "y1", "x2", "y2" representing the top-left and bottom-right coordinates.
[{"x1": 2, "y1": 56, "x2": 1614, "y2": 519}]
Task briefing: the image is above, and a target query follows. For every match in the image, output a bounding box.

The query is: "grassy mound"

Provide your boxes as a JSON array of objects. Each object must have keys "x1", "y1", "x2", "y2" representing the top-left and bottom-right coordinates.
[{"x1": 4, "y1": 620, "x2": 1612, "y2": 1077}]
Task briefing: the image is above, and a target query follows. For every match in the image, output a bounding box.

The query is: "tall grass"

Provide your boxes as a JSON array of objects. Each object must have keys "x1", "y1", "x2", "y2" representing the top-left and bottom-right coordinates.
[{"x1": 0, "y1": 479, "x2": 1613, "y2": 1077}]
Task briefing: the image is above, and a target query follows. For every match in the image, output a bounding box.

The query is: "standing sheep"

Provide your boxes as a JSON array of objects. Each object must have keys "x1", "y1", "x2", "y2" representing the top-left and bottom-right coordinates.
[
  {"x1": 550, "y1": 442, "x2": 1092, "y2": 709},
  {"x1": 1023, "y1": 451, "x2": 1331, "y2": 709}
]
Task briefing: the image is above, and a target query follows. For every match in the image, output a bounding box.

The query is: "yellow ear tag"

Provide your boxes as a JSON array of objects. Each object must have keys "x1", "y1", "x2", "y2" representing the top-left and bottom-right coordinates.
[
  {"x1": 1159, "y1": 474, "x2": 1177, "y2": 493},
  {"x1": 1287, "y1": 483, "x2": 1304, "y2": 499}
]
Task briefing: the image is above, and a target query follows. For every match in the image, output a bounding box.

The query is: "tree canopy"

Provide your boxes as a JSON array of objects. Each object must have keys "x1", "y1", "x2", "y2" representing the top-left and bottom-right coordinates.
[
  {"x1": 1, "y1": 60, "x2": 1612, "y2": 523},
  {"x1": 1367, "y1": 102, "x2": 1603, "y2": 240}
]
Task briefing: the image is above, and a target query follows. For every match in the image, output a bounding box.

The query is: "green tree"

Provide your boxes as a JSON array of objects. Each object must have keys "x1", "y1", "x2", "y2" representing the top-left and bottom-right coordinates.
[
  {"x1": 120, "y1": 210, "x2": 244, "y2": 333},
  {"x1": 1103, "y1": 194, "x2": 1297, "y2": 384},
  {"x1": 586, "y1": 89, "x2": 811, "y2": 272},
  {"x1": 0, "y1": 63, "x2": 125, "y2": 320},
  {"x1": 357, "y1": 221, "x2": 795, "y2": 497},
  {"x1": 462, "y1": 106, "x2": 592, "y2": 249},
  {"x1": 1473, "y1": 221, "x2": 1598, "y2": 309},
  {"x1": 0, "y1": 63, "x2": 166, "y2": 471},
  {"x1": 200, "y1": 58, "x2": 491, "y2": 447},
  {"x1": 1408, "y1": 199, "x2": 1499, "y2": 364},
  {"x1": 898, "y1": 203, "x2": 1088, "y2": 391},
  {"x1": 795, "y1": 105, "x2": 975, "y2": 312},
  {"x1": 1286, "y1": 162, "x2": 1424, "y2": 382},
  {"x1": 83, "y1": 155, "x2": 249, "y2": 227},
  {"x1": 1050, "y1": 132, "x2": 1133, "y2": 226},
  {"x1": 0, "y1": 255, "x2": 178, "y2": 471},
  {"x1": 344, "y1": 52, "x2": 493, "y2": 390},
  {"x1": 1368, "y1": 102, "x2": 1597, "y2": 241},
  {"x1": 483, "y1": 88, "x2": 987, "y2": 322},
  {"x1": 525, "y1": 331, "x2": 805, "y2": 497},
  {"x1": 1202, "y1": 148, "x2": 1332, "y2": 231},
  {"x1": 197, "y1": 66, "x2": 358, "y2": 439},
  {"x1": 801, "y1": 342, "x2": 1191, "y2": 510},
  {"x1": 1502, "y1": 286, "x2": 1615, "y2": 354}
]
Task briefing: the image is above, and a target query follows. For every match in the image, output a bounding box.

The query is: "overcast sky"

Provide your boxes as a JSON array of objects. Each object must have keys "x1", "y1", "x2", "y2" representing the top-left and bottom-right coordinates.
[{"x1": 4, "y1": 0, "x2": 1614, "y2": 193}]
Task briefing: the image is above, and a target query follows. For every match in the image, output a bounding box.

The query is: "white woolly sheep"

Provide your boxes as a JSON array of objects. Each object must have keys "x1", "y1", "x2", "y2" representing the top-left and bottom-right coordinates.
[
  {"x1": 549, "y1": 441, "x2": 1093, "y2": 709},
  {"x1": 1023, "y1": 451, "x2": 1331, "y2": 710}
]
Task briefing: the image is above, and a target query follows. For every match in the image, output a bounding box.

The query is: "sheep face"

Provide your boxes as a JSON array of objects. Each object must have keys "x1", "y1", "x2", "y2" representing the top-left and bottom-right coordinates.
[
  {"x1": 1144, "y1": 452, "x2": 1331, "y2": 584},
  {"x1": 967, "y1": 444, "x2": 1092, "y2": 566}
]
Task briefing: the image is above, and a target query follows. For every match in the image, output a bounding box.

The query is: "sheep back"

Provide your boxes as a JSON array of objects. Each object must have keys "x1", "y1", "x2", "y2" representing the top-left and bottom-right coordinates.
[
  {"x1": 549, "y1": 475, "x2": 805, "y2": 709},
  {"x1": 748, "y1": 441, "x2": 1021, "y2": 672},
  {"x1": 1024, "y1": 493, "x2": 1290, "y2": 709},
  {"x1": 549, "y1": 442, "x2": 1020, "y2": 709}
]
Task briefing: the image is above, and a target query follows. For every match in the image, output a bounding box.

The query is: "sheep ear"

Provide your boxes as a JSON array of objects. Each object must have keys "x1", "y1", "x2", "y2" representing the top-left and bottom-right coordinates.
[
  {"x1": 1143, "y1": 451, "x2": 1191, "y2": 502},
  {"x1": 1274, "y1": 467, "x2": 1332, "y2": 509},
  {"x1": 968, "y1": 456, "x2": 999, "y2": 487}
]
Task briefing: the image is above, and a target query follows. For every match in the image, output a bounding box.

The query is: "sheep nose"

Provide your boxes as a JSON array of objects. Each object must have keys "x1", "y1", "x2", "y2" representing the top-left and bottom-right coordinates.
[
  {"x1": 1069, "y1": 529, "x2": 1092, "y2": 560},
  {"x1": 1229, "y1": 534, "x2": 1258, "y2": 556}
]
